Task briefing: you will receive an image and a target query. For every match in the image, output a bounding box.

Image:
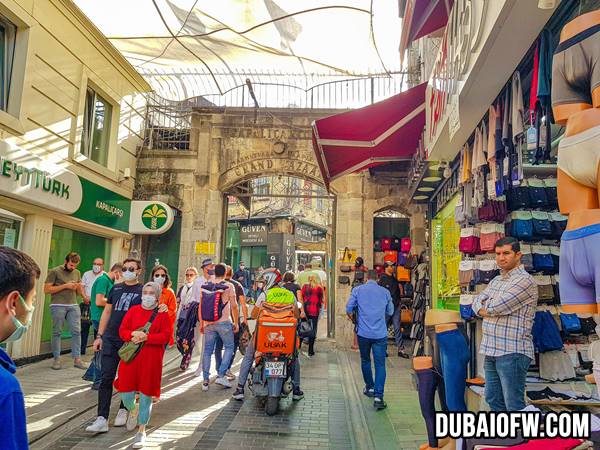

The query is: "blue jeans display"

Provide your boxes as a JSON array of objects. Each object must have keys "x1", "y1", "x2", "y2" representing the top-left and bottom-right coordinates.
[
  {"x1": 237, "y1": 340, "x2": 300, "y2": 388},
  {"x1": 416, "y1": 368, "x2": 442, "y2": 448},
  {"x1": 120, "y1": 392, "x2": 153, "y2": 425},
  {"x1": 50, "y1": 305, "x2": 81, "y2": 359},
  {"x1": 357, "y1": 336, "x2": 387, "y2": 400},
  {"x1": 436, "y1": 329, "x2": 469, "y2": 411},
  {"x1": 202, "y1": 322, "x2": 235, "y2": 380},
  {"x1": 392, "y1": 307, "x2": 403, "y2": 348},
  {"x1": 484, "y1": 353, "x2": 532, "y2": 411}
]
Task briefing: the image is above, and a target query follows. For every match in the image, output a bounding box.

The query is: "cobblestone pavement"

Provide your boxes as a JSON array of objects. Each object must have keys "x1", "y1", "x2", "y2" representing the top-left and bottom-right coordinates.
[{"x1": 22, "y1": 341, "x2": 426, "y2": 450}]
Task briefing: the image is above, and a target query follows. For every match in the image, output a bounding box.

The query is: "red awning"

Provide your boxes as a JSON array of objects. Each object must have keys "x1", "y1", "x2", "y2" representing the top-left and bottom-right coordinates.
[
  {"x1": 312, "y1": 82, "x2": 427, "y2": 188},
  {"x1": 399, "y1": 0, "x2": 453, "y2": 63}
]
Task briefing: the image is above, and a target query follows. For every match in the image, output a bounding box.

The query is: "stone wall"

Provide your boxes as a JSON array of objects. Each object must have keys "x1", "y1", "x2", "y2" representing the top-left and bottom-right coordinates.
[{"x1": 136, "y1": 107, "x2": 426, "y2": 346}]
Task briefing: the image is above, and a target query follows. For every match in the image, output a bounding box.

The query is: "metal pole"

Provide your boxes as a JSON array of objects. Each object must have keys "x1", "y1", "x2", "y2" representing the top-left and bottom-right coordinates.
[{"x1": 328, "y1": 195, "x2": 337, "y2": 339}]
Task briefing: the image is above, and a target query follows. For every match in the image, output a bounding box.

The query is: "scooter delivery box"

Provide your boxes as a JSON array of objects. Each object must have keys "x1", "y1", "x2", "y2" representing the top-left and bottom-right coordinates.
[{"x1": 255, "y1": 303, "x2": 298, "y2": 355}]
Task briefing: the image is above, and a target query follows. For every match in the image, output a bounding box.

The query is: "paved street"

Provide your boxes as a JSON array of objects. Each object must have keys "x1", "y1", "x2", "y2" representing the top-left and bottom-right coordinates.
[{"x1": 21, "y1": 340, "x2": 426, "y2": 450}]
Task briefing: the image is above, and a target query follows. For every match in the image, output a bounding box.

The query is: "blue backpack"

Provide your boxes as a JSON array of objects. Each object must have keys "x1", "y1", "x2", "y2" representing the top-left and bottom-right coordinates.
[{"x1": 200, "y1": 282, "x2": 229, "y2": 322}]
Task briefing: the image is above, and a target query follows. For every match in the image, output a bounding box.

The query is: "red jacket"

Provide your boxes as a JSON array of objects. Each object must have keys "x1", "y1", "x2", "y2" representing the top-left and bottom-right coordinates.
[{"x1": 114, "y1": 305, "x2": 172, "y2": 398}]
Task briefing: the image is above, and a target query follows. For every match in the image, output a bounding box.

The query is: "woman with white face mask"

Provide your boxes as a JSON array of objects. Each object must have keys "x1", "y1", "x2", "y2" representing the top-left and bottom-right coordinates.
[
  {"x1": 150, "y1": 265, "x2": 177, "y2": 347},
  {"x1": 114, "y1": 282, "x2": 172, "y2": 448}
]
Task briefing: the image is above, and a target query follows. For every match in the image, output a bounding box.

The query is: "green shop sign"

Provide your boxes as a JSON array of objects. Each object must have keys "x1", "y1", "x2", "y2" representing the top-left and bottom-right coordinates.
[{"x1": 72, "y1": 178, "x2": 131, "y2": 233}]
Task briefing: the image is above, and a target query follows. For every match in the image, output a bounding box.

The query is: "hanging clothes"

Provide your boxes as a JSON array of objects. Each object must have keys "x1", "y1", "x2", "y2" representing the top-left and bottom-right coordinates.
[
  {"x1": 459, "y1": 143, "x2": 472, "y2": 184},
  {"x1": 529, "y1": 38, "x2": 540, "y2": 123},
  {"x1": 511, "y1": 71, "x2": 525, "y2": 183},
  {"x1": 537, "y1": 29, "x2": 554, "y2": 110},
  {"x1": 487, "y1": 104, "x2": 498, "y2": 199},
  {"x1": 472, "y1": 125, "x2": 487, "y2": 209}
]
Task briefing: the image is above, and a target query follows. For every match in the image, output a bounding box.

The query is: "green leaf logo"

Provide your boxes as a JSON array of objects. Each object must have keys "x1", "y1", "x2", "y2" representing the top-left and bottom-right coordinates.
[{"x1": 141, "y1": 204, "x2": 168, "y2": 230}]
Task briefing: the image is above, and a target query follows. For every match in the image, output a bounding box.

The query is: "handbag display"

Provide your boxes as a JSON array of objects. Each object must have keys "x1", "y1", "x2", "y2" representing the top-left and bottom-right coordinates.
[
  {"x1": 118, "y1": 308, "x2": 159, "y2": 363},
  {"x1": 396, "y1": 266, "x2": 411, "y2": 282},
  {"x1": 338, "y1": 275, "x2": 350, "y2": 285},
  {"x1": 400, "y1": 306, "x2": 412, "y2": 323},
  {"x1": 339, "y1": 265, "x2": 352, "y2": 273}
]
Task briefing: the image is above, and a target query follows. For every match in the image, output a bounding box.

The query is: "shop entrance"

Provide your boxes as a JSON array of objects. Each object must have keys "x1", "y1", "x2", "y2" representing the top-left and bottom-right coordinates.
[
  {"x1": 223, "y1": 175, "x2": 336, "y2": 336},
  {"x1": 41, "y1": 225, "x2": 112, "y2": 346}
]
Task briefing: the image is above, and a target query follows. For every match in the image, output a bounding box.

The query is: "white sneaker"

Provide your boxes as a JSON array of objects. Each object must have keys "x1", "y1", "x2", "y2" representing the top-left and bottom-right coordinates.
[
  {"x1": 114, "y1": 408, "x2": 128, "y2": 427},
  {"x1": 126, "y1": 405, "x2": 138, "y2": 431},
  {"x1": 132, "y1": 431, "x2": 146, "y2": 449},
  {"x1": 85, "y1": 416, "x2": 108, "y2": 433},
  {"x1": 215, "y1": 376, "x2": 232, "y2": 388},
  {"x1": 202, "y1": 381, "x2": 209, "y2": 391}
]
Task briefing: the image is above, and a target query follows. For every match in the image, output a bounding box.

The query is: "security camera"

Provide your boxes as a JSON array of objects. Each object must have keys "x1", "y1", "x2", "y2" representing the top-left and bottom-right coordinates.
[{"x1": 123, "y1": 168, "x2": 131, "y2": 180}]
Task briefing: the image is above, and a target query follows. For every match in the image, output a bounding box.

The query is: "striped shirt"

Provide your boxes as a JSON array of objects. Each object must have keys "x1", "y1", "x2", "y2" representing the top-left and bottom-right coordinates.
[{"x1": 471, "y1": 265, "x2": 537, "y2": 359}]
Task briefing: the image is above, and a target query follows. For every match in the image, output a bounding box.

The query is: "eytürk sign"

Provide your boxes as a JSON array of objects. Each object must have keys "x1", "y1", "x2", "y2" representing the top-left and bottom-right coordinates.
[{"x1": 0, "y1": 140, "x2": 83, "y2": 214}]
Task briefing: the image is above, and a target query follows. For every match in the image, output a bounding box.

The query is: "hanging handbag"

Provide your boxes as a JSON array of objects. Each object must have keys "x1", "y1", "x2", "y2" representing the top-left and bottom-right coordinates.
[
  {"x1": 338, "y1": 275, "x2": 350, "y2": 285},
  {"x1": 400, "y1": 306, "x2": 412, "y2": 323},
  {"x1": 118, "y1": 308, "x2": 159, "y2": 363},
  {"x1": 80, "y1": 302, "x2": 91, "y2": 325},
  {"x1": 298, "y1": 319, "x2": 315, "y2": 339},
  {"x1": 339, "y1": 265, "x2": 352, "y2": 273},
  {"x1": 238, "y1": 322, "x2": 251, "y2": 355}
]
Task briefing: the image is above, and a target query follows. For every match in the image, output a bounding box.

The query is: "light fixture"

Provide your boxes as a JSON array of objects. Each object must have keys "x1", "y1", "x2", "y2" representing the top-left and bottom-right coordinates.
[
  {"x1": 418, "y1": 186, "x2": 435, "y2": 192},
  {"x1": 423, "y1": 176, "x2": 442, "y2": 182},
  {"x1": 413, "y1": 195, "x2": 429, "y2": 200},
  {"x1": 538, "y1": 0, "x2": 556, "y2": 9}
]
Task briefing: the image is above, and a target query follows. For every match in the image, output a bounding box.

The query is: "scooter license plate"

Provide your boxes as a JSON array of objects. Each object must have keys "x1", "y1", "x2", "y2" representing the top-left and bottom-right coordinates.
[{"x1": 264, "y1": 361, "x2": 286, "y2": 377}]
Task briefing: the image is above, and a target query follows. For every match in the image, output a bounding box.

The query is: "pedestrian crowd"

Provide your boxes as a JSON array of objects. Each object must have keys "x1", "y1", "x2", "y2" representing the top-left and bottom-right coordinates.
[{"x1": 0, "y1": 247, "x2": 327, "y2": 449}]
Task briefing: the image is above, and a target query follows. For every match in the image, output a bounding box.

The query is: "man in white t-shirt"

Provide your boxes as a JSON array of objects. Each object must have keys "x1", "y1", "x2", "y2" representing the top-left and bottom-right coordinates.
[{"x1": 81, "y1": 258, "x2": 104, "y2": 302}]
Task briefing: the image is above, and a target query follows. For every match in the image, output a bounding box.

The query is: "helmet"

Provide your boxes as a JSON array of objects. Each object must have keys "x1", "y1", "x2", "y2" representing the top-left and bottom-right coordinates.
[{"x1": 355, "y1": 257, "x2": 364, "y2": 268}]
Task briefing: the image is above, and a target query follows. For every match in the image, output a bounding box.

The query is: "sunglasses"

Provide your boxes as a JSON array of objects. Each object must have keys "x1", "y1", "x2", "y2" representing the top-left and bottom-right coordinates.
[
  {"x1": 124, "y1": 267, "x2": 138, "y2": 272},
  {"x1": 185, "y1": 273, "x2": 195, "y2": 277}
]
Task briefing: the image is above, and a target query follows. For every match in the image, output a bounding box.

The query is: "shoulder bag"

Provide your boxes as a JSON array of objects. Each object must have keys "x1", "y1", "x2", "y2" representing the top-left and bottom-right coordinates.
[{"x1": 118, "y1": 308, "x2": 159, "y2": 363}]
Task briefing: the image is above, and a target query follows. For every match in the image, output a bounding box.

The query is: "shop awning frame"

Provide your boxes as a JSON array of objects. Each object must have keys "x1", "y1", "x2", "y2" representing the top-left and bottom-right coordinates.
[{"x1": 311, "y1": 81, "x2": 427, "y2": 188}]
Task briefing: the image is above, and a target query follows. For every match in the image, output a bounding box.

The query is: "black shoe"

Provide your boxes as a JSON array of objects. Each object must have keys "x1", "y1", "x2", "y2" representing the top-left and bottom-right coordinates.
[
  {"x1": 397, "y1": 350, "x2": 410, "y2": 359},
  {"x1": 91, "y1": 384, "x2": 100, "y2": 391},
  {"x1": 232, "y1": 387, "x2": 245, "y2": 400},
  {"x1": 308, "y1": 351, "x2": 315, "y2": 357},
  {"x1": 292, "y1": 388, "x2": 304, "y2": 401},
  {"x1": 363, "y1": 387, "x2": 375, "y2": 398},
  {"x1": 373, "y1": 399, "x2": 387, "y2": 410}
]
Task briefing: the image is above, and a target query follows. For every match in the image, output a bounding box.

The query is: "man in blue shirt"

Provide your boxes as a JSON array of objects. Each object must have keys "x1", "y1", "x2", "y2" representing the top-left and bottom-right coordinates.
[
  {"x1": 0, "y1": 246, "x2": 41, "y2": 450},
  {"x1": 346, "y1": 270, "x2": 394, "y2": 410}
]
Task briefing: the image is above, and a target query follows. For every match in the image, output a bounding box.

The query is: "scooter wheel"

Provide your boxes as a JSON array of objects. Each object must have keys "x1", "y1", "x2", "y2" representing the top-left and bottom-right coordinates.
[{"x1": 265, "y1": 396, "x2": 279, "y2": 416}]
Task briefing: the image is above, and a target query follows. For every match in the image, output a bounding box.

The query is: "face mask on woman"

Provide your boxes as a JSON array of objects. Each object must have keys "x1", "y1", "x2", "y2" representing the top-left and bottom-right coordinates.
[
  {"x1": 123, "y1": 270, "x2": 137, "y2": 282},
  {"x1": 154, "y1": 275, "x2": 166, "y2": 285},
  {"x1": 141, "y1": 294, "x2": 157, "y2": 309},
  {"x1": 2, "y1": 295, "x2": 34, "y2": 343}
]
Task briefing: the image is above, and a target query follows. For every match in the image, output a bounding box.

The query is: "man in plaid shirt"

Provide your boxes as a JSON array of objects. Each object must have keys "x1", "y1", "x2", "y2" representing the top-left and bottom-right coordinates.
[{"x1": 471, "y1": 237, "x2": 538, "y2": 411}]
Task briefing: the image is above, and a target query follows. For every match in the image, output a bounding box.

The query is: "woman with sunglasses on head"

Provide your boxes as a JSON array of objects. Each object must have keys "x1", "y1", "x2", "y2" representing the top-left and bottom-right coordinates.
[{"x1": 150, "y1": 265, "x2": 177, "y2": 348}]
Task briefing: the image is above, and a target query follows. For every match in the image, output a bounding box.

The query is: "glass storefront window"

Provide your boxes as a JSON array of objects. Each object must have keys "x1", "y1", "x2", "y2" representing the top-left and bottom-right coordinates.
[
  {"x1": 41, "y1": 226, "x2": 111, "y2": 343},
  {"x1": 0, "y1": 209, "x2": 22, "y2": 248}
]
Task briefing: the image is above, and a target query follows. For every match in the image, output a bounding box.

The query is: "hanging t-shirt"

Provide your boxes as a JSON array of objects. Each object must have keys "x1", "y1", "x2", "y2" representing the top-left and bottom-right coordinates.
[{"x1": 511, "y1": 71, "x2": 525, "y2": 142}]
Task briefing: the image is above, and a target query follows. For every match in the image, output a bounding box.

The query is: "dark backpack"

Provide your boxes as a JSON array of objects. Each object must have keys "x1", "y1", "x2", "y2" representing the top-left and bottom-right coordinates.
[
  {"x1": 390, "y1": 237, "x2": 401, "y2": 251},
  {"x1": 200, "y1": 282, "x2": 229, "y2": 322}
]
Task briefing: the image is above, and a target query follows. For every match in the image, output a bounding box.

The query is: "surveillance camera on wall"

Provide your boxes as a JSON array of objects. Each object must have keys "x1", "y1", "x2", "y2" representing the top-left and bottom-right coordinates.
[{"x1": 123, "y1": 168, "x2": 131, "y2": 180}]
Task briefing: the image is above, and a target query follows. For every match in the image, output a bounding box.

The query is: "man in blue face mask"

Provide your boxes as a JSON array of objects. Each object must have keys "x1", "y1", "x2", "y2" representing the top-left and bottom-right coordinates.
[{"x1": 0, "y1": 246, "x2": 41, "y2": 450}]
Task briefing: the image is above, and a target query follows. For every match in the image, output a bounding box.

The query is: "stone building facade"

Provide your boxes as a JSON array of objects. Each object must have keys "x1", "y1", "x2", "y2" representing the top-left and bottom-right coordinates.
[{"x1": 136, "y1": 107, "x2": 426, "y2": 346}]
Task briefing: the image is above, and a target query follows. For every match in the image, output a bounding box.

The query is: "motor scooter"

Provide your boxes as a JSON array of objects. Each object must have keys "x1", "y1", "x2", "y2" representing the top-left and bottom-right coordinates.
[{"x1": 248, "y1": 306, "x2": 299, "y2": 416}]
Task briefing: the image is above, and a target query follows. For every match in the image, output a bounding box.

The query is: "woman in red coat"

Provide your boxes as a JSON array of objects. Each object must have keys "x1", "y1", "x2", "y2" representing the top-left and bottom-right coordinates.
[{"x1": 114, "y1": 281, "x2": 172, "y2": 449}]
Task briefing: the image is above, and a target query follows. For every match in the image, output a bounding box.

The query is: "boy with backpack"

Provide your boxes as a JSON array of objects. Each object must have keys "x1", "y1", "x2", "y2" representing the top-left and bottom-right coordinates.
[{"x1": 199, "y1": 263, "x2": 239, "y2": 391}]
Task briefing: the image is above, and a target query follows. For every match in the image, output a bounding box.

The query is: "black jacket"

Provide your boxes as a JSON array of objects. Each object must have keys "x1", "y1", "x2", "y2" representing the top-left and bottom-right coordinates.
[{"x1": 378, "y1": 274, "x2": 401, "y2": 308}]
